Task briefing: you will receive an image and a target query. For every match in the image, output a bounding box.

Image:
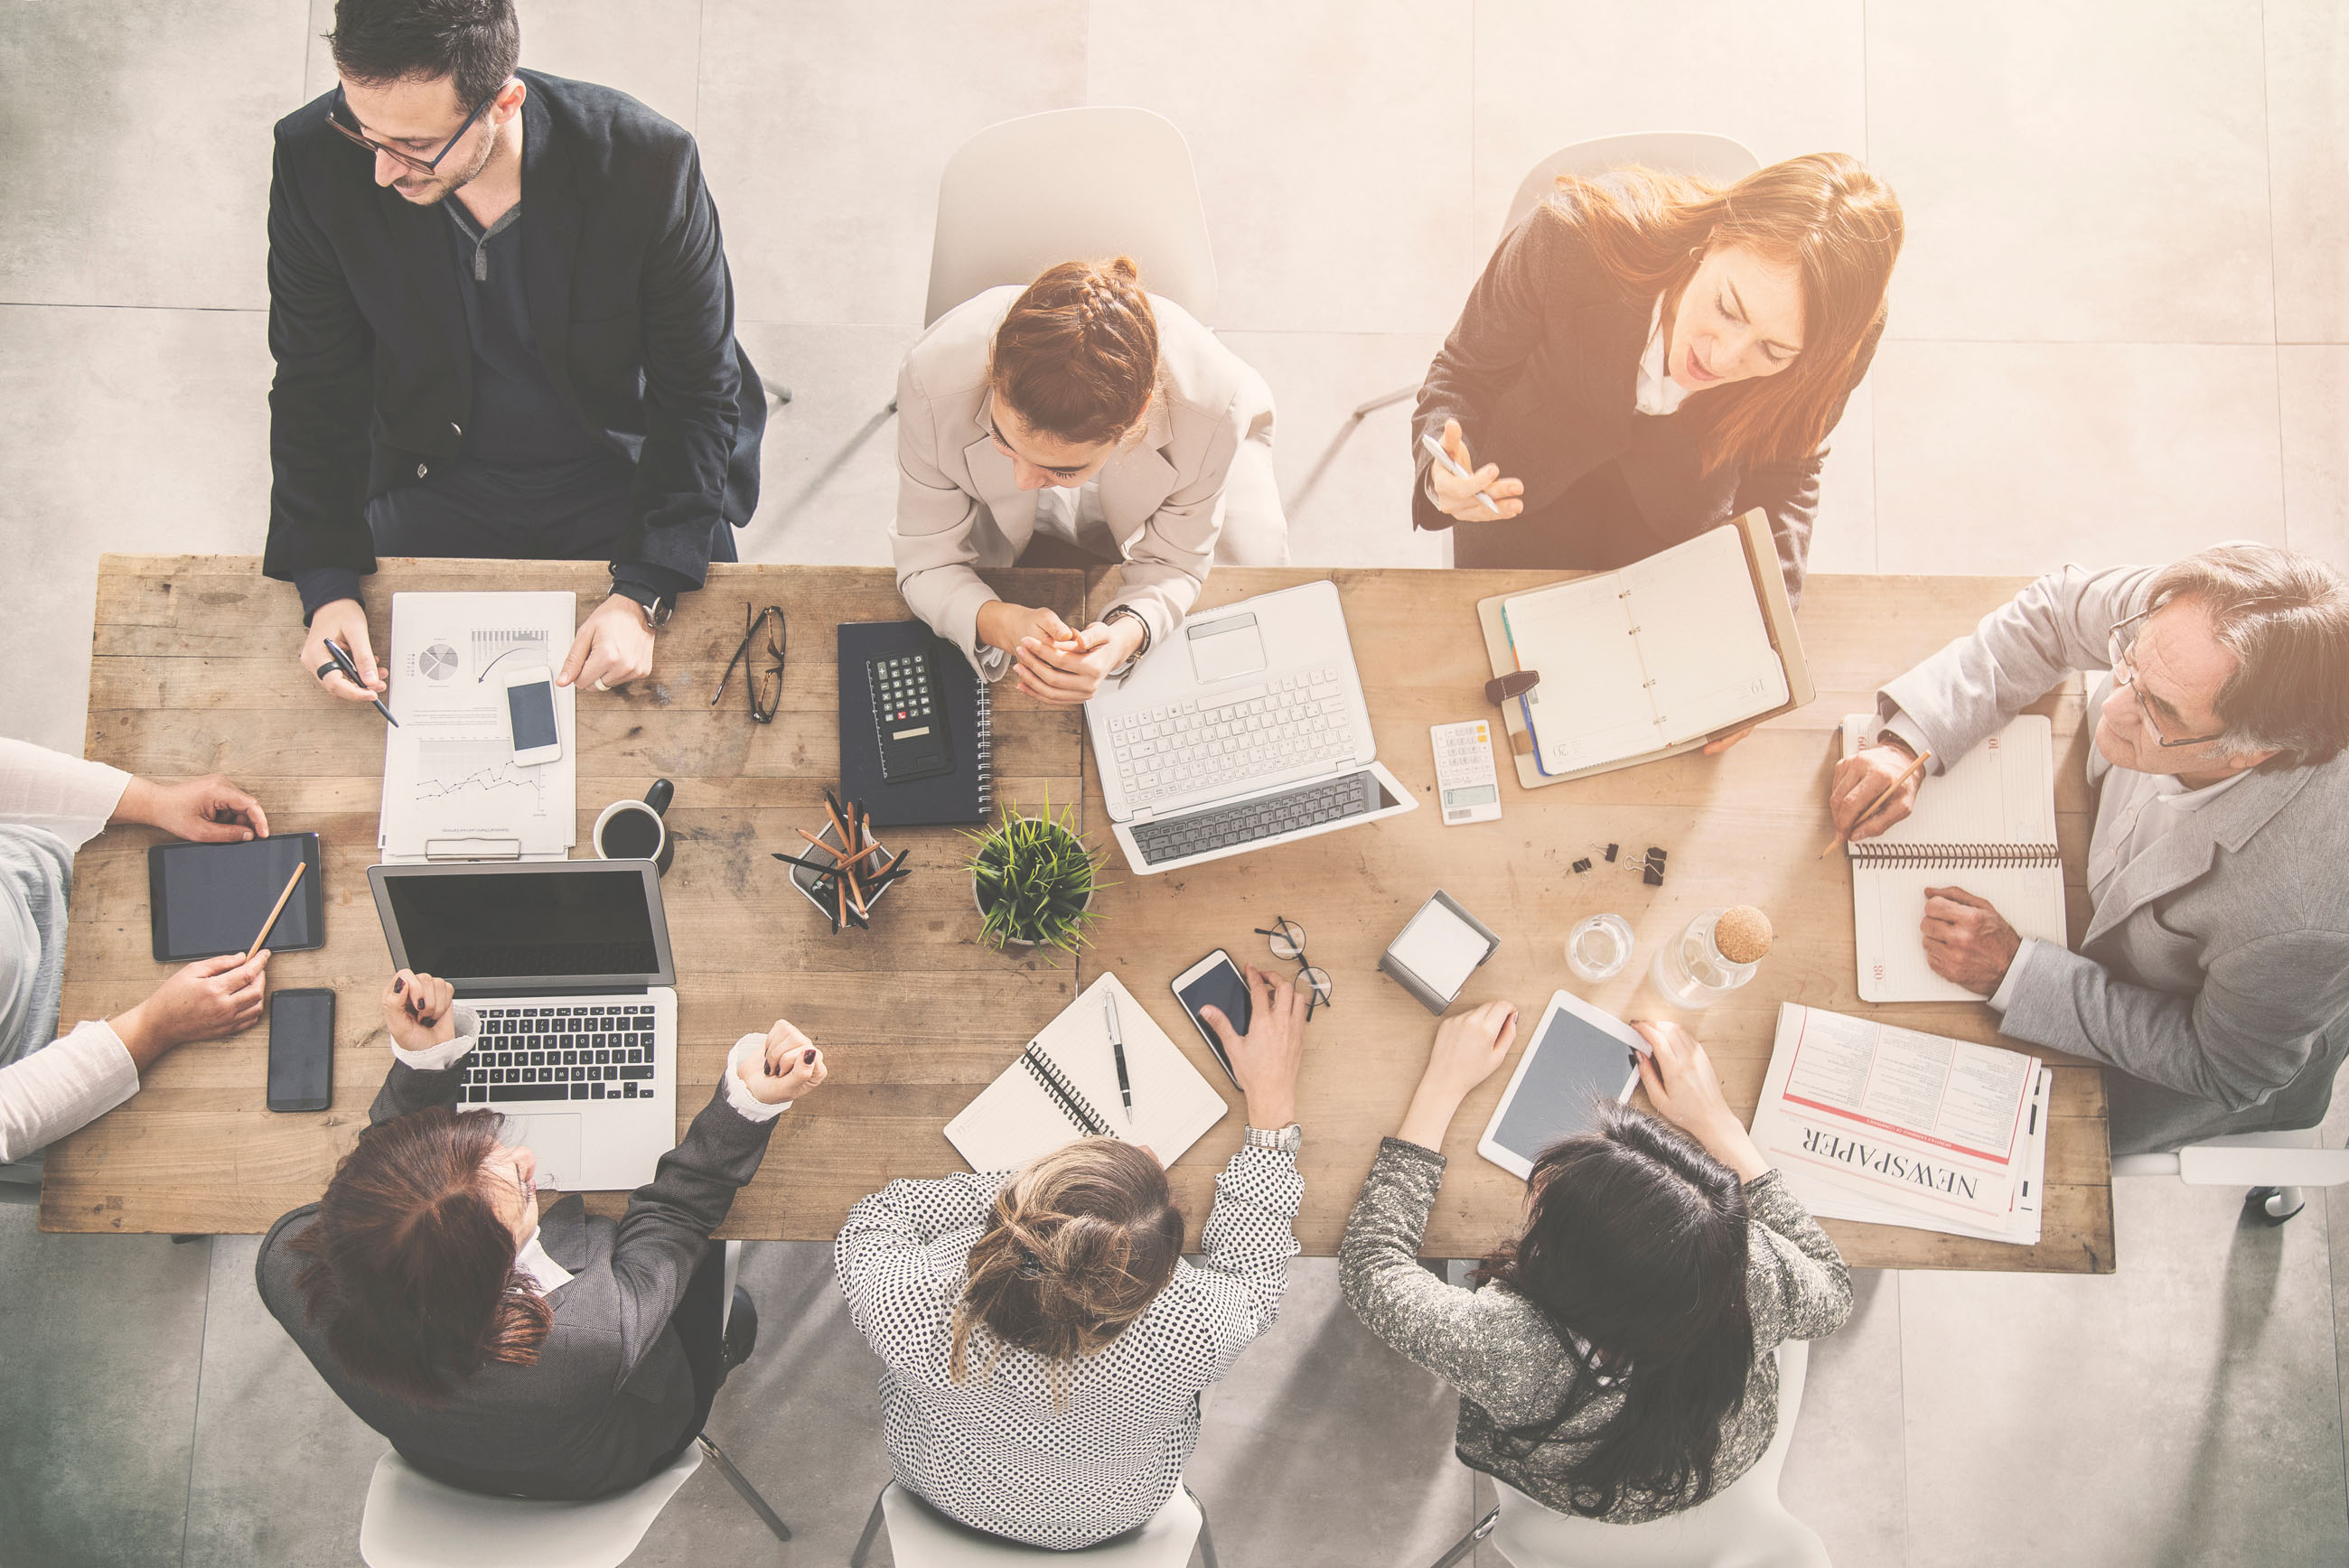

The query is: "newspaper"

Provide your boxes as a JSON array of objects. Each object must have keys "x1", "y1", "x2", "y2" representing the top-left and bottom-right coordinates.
[
  {"x1": 379, "y1": 592, "x2": 578, "y2": 862},
  {"x1": 1750, "y1": 1003, "x2": 2046, "y2": 1244}
]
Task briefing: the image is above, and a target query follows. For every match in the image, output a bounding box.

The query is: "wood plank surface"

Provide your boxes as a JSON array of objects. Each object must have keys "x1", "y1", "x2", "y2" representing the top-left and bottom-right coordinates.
[
  {"x1": 1075, "y1": 567, "x2": 2114, "y2": 1274},
  {"x1": 46, "y1": 555, "x2": 2114, "y2": 1274}
]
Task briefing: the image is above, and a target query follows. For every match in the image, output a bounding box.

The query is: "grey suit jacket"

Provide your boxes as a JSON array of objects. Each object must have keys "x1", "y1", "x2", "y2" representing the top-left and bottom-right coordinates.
[
  {"x1": 257, "y1": 1033, "x2": 779, "y2": 1499},
  {"x1": 1878, "y1": 564, "x2": 2349, "y2": 1144}
]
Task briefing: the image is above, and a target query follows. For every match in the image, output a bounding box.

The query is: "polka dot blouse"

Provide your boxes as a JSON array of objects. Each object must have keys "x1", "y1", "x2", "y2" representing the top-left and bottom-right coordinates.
[{"x1": 835, "y1": 1145, "x2": 1304, "y2": 1548}]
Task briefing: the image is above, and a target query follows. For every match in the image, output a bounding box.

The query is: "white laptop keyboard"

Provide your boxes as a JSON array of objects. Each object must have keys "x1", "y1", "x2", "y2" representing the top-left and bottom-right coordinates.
[{"x1": 1104, "y1": 667, "x2": 1359, "y2": 807}]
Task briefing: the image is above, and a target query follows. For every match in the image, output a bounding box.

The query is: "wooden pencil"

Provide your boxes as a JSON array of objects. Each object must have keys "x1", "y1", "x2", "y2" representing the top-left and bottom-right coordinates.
[
  {"x1": 243, "y1": 862, "x2": 305, "y2": 963},
  {"x1": 1820, "y1": 749, "x2": 1933, "y2": 859}
]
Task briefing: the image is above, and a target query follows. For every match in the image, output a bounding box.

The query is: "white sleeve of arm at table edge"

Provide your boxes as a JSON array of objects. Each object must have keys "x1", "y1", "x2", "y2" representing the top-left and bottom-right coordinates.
[
  {"x1": 1988, "y1": 938, "x2": 2042, "y2": 1014},
  {"x1": 0, "y1": 1020, "x2": 139, "y2": 1162},
  {"x1": 0, "y1": 738, "x2": 132, "y2": 850}
]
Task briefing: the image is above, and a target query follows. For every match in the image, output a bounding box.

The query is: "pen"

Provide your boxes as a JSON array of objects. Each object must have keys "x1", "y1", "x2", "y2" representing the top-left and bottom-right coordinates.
[
  {"x1": 1105, "y1": 993, "x2": 1132, "y2": 1115},
  {"x1": 323, "y1": 639, "x2": 399, "y2": 728},
  {"x1": 1419, "y1": 432, "x2": 1503, "y2": 518}
]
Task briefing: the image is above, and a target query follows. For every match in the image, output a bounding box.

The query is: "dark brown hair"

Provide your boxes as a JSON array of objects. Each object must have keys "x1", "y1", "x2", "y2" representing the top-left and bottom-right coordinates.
[
  {"x1": 329, "y1": 0, "x2": 520, "y2": 111},
  {"x1": 291, "y1": 1106, "x2": 551, "y2": 1405},
  {"x1": 2145, "y1": 544, "x2": 2349, "y2": 770},
  {"x1": 1472, "y1": 1104, "x2": 1754, "y2": 1517},
  {"x1": 1550, "y1": 151, "x2": 1903, "y2": 475},
  {"x1": 950, "y1": 1138, "x2": 1184, "y2": 1401},
  {"x1": 988, "y1": 257, "x2": 1161, "y2": 445}
]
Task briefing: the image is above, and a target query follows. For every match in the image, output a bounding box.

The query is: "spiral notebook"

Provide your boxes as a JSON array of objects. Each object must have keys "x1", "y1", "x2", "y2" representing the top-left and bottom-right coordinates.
[
  {"x1": 837, "y1": 621, "x2": 993, "y2": 827},
  {"x1": 1841, "y1": 714, "x2": 2068, "y2": 1003},
  {"x1": 944, "y1": 973, "x2": 1231, "y2": 1172}
]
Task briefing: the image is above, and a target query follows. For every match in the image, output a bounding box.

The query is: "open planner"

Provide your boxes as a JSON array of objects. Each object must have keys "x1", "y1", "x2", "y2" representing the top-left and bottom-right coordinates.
[
  {"x1": 1842, "y1": 714, "x2": 2068, "y2": 1003},
  {"x1": 944, "y1": 973, "x2": 1230, "y2": 1172},
  {"x1": 1475, "y1": 512, "x2": 1813, "y2": 787}
]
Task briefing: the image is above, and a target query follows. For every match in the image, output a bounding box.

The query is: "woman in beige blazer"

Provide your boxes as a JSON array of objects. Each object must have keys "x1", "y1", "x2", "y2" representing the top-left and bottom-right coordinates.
[{"x1": 891, "y1": 258, "x2": 1283, "y2": 705}]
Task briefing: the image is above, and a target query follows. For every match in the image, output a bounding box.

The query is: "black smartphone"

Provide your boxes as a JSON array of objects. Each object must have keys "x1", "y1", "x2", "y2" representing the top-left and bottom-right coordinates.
[
  {"x1": 1172, "y1": 948, "x2": 1251, "y2": 1087},
  {"x1": 267, "y1": 988, "x2": 335, "y2": 1113}
]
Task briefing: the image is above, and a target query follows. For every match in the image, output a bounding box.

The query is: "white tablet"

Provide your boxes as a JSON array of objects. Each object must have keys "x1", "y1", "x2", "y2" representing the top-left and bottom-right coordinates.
[{"x1": 1477, "y1": 990, "x2": 1643, "y2": 1180}]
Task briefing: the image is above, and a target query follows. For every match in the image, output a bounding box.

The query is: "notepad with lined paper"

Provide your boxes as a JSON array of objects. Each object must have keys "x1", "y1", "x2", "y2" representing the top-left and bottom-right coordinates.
[
  {"x1": 944, "y1": 973, "x2": 1230, "y2": 1172},
  {"x1": 1841, "y1": 714, "x2": 2068, "y2": 1003}
]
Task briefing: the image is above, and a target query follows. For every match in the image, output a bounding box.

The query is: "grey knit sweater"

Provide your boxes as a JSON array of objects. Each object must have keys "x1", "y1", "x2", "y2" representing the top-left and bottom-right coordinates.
[{"x1": 1339, "y1": 1136, "x2": 1852, "y2": 1522}]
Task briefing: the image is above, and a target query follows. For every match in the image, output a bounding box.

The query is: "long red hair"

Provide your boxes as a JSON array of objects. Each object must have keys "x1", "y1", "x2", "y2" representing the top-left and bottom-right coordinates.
[
  {"x1": 291, "y1": 1106, "x2": 553, "y2": 1406},
  {"x1": 1552, "y1": 152, "x2": 1902, "y2": 474}
]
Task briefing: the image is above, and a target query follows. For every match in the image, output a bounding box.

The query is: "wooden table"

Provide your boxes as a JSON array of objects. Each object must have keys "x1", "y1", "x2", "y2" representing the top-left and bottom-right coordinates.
[{"x1": 48, "y1": 556, "x2": 2111, "y2": 1274}]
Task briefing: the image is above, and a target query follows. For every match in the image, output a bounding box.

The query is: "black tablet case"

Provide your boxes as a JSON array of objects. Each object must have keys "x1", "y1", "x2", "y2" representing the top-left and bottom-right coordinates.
[
  {"x1": 837, "y1": 621, "x2": 993, "y2": 828},
  {"x1": 148, "y1": 833, "x2": 325, "y2": 961}
]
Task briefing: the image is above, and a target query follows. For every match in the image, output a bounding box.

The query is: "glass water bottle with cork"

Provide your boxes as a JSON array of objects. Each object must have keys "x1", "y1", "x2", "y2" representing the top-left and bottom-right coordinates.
[{"x1": 1651, "y1": 904, "x2": 1773, "y2": 1010}]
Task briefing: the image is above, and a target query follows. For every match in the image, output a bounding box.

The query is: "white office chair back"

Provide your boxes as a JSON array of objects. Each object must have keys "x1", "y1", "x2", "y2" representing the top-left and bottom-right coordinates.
[
  {"x1": 1487, "y1": 1339, "x2": 1830, "y2": 1568},
  {"x1": 924, "y1": 107, "x2": 1218, "y2": 327},
  {"x1": 1501, "y1": 132, "x2": 1763, "y2": 238},
  {"x1": 358, "y1": 1443, "x2": 701, "y2": 1568},
  {"x1": 876, "y1": 1480, "x2": 1203, "y2": 1565}
]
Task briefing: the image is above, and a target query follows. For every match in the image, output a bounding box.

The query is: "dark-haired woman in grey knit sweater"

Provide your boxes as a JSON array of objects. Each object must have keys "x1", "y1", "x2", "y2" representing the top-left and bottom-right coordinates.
[{"x1": 1340, "y1": 1005, "x2": 1850, "y2": 1523}]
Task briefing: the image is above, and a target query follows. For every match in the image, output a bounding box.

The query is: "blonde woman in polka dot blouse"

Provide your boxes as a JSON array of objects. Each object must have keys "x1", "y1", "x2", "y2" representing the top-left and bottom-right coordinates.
[{"x1": 836, "y1": 966, "x2": 1311, "y2": 1549}]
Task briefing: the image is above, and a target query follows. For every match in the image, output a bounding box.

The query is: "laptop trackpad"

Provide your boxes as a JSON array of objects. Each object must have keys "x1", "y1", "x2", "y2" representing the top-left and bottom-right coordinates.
[
  {"x1": 499, "y1": 1114, "x2": 585, "y2": 1192},
  {"x1": 1188, "y1": 611, "x2": 1265, "y2": 684}
]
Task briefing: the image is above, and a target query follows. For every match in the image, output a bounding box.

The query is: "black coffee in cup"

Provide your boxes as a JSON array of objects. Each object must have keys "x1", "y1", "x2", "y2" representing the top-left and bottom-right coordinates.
[{"x1": 599, "y1": 805, "x2": 662, "y2": 860}]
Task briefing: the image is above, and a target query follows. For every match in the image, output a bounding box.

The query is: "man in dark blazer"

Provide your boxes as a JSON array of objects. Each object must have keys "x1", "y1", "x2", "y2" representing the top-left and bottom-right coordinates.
[{"x1": 264, "y1": 0, "x2": 764, "y2": 705}]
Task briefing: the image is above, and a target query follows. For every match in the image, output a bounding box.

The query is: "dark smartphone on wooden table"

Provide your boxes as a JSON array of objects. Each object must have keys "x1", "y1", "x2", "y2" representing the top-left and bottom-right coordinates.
[{"x1": 266, "y1": 988, "x2": 335, "y2": 1113}]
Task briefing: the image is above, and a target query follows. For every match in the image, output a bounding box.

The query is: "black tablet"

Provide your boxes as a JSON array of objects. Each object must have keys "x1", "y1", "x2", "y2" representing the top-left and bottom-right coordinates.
[{"x1": 147, "y1": 834, "x2": 325, "y2": 963}]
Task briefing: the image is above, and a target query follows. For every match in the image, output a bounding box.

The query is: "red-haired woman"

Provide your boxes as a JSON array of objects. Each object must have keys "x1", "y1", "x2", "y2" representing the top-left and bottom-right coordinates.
[
  {"x1": 1414, "y1": 153, "x2": 1902, "y2": 607},
  {"x1": 256, "y1": 970, "x2": 828, "y2": 1499},
  {"x1": 892, "y1": 257, "x2": 1285, "y2": 706}
]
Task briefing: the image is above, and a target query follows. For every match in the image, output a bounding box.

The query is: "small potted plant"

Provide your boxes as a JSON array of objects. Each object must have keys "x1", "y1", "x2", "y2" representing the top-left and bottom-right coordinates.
[{"x1": 965, "y1": 796, "x2": 1111, "y2": 955}]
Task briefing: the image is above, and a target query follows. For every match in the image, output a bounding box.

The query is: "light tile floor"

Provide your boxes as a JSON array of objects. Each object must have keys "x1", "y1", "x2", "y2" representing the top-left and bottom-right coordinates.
[{"x1": 3, "y1": 3, "x2": 2345, "y2": 1563}]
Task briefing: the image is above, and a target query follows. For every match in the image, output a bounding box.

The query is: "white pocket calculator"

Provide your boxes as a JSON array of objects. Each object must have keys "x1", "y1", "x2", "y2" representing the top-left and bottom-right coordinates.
[{"x1": 1430, "y1": 720, "x2": 1502, "y2": 825}]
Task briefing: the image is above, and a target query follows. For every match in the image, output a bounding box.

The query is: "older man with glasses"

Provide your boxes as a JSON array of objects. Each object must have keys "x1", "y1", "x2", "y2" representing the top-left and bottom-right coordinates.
[
  {"x1": 1826, "y1": 543, "x2": 2349, "y2": 1164},
  {"x1": 263, "y1": 0, "x2": 767, "y2": 704}
]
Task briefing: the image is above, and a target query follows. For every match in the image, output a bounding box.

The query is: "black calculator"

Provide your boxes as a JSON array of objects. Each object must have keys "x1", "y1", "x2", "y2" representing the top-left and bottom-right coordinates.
[{"x1": 868, "y1": 649, "x2": 954, "y2": 783}]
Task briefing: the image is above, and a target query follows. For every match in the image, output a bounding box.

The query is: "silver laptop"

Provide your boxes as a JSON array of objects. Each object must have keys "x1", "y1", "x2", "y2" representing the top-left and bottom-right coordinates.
[
  {"x1": 1086, "y1": 580, "x2": 1418, "y2": 874},
  {"x1": 366, "y1": 859, "x2": 680, "y2": 1190}
]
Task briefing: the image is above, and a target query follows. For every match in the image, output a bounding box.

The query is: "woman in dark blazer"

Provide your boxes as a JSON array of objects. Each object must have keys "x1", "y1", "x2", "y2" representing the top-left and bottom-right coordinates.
[{"x1": 1412, "y1": 153, "x2": 1902, "y2": 608}]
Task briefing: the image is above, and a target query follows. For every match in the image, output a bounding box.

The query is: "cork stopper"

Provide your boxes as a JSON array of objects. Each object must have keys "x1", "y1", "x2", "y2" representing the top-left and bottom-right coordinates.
[{"x1": 1715, "y1": 905, "x2": 1773, "y2": 965}]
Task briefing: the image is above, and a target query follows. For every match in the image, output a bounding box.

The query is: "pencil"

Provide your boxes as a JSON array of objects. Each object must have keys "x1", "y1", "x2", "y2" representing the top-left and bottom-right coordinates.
[
  {"x1": 797, "y1": 826, "x2": 847, "y2": 858},
  {"x1": 1820, "y1": 750, "x2": 1933, "y2": 859},
  {"x1": 244, "y1": 862, "x2": 304, "y2": 963}
]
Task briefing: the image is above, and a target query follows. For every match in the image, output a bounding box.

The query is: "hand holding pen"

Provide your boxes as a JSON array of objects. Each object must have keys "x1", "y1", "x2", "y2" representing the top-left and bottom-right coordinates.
[
  {"x1": 740, "y1": 1018, "x2": 828, "y2": 1106},
  {"x1": 1422, "y1": 420, "x2": 1524, "y2": 522},
  {"x1": 384, "y1": 969, "x2": 457, "y2": 1051},
  {"x1": 324, "y1": 639, "x2": 399, "y2": 728}
]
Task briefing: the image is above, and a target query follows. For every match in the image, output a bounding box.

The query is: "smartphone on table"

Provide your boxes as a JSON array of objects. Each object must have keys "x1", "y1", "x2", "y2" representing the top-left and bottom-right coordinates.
[
  {"x1": 499, "y1": 662, "x2": 564, "y2": 766},
  {"x1": 267, "y1": 988, "x2": 336, "y2": 1113},
  {"x1": 1172, "y1": 949, "x2": 1251, "y2": 1088}
]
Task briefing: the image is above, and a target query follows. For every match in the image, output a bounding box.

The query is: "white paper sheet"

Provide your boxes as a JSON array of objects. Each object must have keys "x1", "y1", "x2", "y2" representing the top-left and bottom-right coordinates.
[{"x1": 379, "y1": 592, "x2": 578, "y2": 862}]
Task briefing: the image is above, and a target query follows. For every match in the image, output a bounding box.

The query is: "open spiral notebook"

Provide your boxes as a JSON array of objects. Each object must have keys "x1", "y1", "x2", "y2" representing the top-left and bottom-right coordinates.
[
  {"x1": 944, "y1": 972, "x2": 1230, "y2": 1171},
  {"x1": 1842, "y1": 714, "x2": 2069, "y2": 1003}
]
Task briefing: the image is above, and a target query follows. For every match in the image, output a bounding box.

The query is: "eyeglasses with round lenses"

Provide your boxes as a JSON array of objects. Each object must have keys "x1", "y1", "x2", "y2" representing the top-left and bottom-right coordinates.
[{"x1": 1255, "y1": 917, "x2": 1333, "y2": 1020}]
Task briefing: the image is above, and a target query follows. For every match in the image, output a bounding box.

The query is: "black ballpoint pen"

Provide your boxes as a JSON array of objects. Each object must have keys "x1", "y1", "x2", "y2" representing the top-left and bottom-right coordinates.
[
  {"x1": 1104, "y1": 993, "x2": 1133, "y2": 1115},
  {"x1": 324, "y1": 639, "x2": 399, "y2": 727}
]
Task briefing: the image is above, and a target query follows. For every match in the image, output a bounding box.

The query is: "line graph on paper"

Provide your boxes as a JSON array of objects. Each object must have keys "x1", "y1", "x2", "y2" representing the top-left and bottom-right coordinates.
[{"x1": 408, "y1": 739, "x2": 552, "y2": 817}]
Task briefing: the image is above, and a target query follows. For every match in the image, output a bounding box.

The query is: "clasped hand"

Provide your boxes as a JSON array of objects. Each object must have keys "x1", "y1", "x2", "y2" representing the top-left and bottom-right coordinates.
[{"x1": 978, "y1": 601, "x2": 1143, "y2": 705}]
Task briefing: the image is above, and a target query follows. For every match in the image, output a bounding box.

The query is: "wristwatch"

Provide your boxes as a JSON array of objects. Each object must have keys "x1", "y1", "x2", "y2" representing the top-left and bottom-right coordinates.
[
  {"x1": 608, "y1": 580, "x2": 672, "y2": 629},
  {"x1": 1100, "y1": 604, "x2": 1152, "y2": 677},
  {"x1": 1243, "y1": 1122, "x2": 1303, "y2": 1155}
]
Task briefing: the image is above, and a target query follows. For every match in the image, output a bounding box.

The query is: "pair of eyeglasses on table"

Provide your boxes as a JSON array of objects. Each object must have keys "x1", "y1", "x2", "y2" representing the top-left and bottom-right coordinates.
[
  {"x1": 1254, "y1": 917, "x2": 1334, "y2": 1020},
  {"x1": 713, "y1": 604, "x2": 788, "y2": 723}
]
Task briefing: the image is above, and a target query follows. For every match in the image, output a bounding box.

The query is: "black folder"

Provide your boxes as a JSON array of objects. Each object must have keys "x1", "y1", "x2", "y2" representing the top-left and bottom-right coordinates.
[{"x1": 837, "y1": 621, "x2": 994, "y2": 827}]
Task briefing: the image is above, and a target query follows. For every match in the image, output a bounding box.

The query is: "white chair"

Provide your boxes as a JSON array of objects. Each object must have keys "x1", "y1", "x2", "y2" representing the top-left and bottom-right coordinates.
[
  {"x1": 923, "y1": 106, "x2": 1218, "y2": 329},
  {"x1": 2112, "y1": 1129, "x2": 2349, "y2": 1224},
  {"x1": 849, "y1": 1482, "x2": 1219, "y2": 1568},
  {"x1": 357, "y1": 1241, "x2": 791, "y2": 1566},
  {"x1": 1427, "y1": 1339, "x2": 1827, "y2": 1568},
  {"x1": 1352, "y1": 131, "x2": 1761, "y2": 422}
]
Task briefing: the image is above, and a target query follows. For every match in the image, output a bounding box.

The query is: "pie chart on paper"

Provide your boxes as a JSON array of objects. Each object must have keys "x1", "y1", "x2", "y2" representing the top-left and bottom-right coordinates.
[{"x1": 420, "y1": 642, "x2": 461, "y2": 681}]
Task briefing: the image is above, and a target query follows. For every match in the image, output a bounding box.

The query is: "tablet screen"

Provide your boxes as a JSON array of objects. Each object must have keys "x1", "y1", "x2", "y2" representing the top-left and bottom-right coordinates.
[
  {"x1": 150, "y1": 834, "x2": 322, "y2": 962},
  {"x1": 1487, "y1": 1003, "x2": 1635, "y2": 1166}
]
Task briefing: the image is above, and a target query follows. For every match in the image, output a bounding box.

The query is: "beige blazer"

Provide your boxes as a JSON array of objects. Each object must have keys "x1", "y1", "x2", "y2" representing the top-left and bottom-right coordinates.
[{"x1": 891, "y1": 285, "x2": 1277, "y2": 679}]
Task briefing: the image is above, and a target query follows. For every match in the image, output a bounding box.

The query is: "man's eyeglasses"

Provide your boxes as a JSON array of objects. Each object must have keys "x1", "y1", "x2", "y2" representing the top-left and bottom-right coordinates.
[
  {"x1": 329, "y1": 84, "x2": 498, "y2": 175},
  {"x1": 714, "y1": 603, "x2": 788, "y2": 723},
  {"x1": 2108, "y1": 607, "x2": 2226, "y2": 750},
  {"x1": 1254, "y1": 917, "x2": 1333, "y2": 1020}
]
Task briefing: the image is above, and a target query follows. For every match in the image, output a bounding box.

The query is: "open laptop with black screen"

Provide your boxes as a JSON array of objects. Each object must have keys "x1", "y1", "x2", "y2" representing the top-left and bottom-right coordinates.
[{"x1": 366, "y1": 860, "x2": 678, "y2": 1190}]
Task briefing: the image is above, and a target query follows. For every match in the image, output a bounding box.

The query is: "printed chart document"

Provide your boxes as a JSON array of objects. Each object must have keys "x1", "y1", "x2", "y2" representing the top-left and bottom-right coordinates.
[
  {"x1": 1501, "y1": 525, "x2": 1789, "y2": 775},
  {"x1": 379, "y1": 592, "x2": 578, "y2": 862},
  {"x1": 1748, "y1": 1003, "x2": 2047, "y2": 1244},
  {"x1": 1841, "y1": 714, "x2": 2066, "y2": 1002}
]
